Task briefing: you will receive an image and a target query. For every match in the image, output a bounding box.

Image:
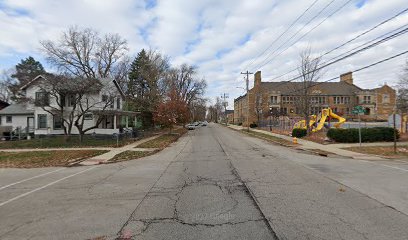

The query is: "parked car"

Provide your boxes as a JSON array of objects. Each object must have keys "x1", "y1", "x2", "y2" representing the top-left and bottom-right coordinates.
[
  {"x1": 186, "y1": 124, "x2": 196, "y2": 130},
  {"x1": 202, "y1": 121, "x2": 208, "y2": 126},
  {"x1": 193, "y1": 122, "x2": 200, "y2": 126}
]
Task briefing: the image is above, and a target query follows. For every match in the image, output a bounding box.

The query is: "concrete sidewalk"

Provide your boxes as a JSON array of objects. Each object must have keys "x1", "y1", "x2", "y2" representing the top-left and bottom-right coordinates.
[
  {"x1": 227, "y1": 124, "x2": 387, "y2": 160},
  {"x1": 79, "y1": 135, "x2": 162, "y2": 166}
]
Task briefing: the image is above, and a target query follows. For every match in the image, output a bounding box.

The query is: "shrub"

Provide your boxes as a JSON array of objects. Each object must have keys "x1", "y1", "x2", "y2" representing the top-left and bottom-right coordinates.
[
  {"x1": 292, "y1": 128, "x2": 307, "y2": 138},
  {"x1": 238, "y1": 122, "x2": 242, "y2": 126},
  {"x1": 327, "y1": 127, "x2": 399, "y2": 143},
  {"x1": 249, "y1": 123, "x2": 258, "y2": 128}
]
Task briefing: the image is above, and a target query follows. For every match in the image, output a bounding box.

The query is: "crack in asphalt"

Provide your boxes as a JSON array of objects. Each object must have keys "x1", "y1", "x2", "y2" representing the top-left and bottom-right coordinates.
[{"x1": 115, "y1": 129, "x2": 278, "y2": 239}]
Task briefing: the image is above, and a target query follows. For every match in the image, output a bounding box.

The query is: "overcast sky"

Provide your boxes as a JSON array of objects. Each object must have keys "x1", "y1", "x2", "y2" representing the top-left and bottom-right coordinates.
[{"x1": 1, "y1": 0, "x2": 407, "y2": 108}]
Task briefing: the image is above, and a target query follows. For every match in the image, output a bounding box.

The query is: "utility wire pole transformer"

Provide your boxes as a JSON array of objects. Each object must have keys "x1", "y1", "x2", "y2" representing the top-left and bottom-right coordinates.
[
  {"x1": 241, "y1": 71, "x2": 253, "y2": 132},
  {"x1": 221, "y1": 93, "x2": 229, "y2": 126}
]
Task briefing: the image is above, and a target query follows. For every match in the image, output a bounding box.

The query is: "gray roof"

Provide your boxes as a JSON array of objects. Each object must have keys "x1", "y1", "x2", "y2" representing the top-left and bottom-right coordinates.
[
  {"x1": 261, "y1": 81, "x2": 362, "y2": 95},
  {"x1": 0, "y1": 104, "x2": 34, "y2": 115}
]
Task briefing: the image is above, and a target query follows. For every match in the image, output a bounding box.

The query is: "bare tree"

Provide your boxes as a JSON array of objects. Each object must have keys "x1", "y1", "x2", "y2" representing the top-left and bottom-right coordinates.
[
  {"x1": 254, "y1": 91, "x2": 263, "y2": 126},
  {"x1": 0, "y1": 69, "x2": 14, "y2": 102},
  {"x1": 40, "y1": 26, "x2": 128, "y2": 78},
  {"x1": 293, "y1": 48, "x2": 323, "y2": 134},
  {"x1": 165, "y1": 64, "x2": 207, "y2": 106},
  {"x1": 397, "y1": 59, "x2": 408, "y2": 113}
]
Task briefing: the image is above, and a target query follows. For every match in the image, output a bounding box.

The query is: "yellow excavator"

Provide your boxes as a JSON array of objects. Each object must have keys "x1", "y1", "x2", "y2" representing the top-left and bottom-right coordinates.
[{"x1": 293, "y1": 108, "x2": 346, "y2": 132}]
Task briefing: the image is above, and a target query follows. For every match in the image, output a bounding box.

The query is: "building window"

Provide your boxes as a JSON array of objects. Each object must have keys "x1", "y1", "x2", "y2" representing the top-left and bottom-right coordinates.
[
  {"x1": 38, "y1": 114, "x2": 47, "y2": 129},
  {"x1": 35, "y1": 92, "x2": 49, "y2": 106},
  {"x1": 333, "y1": 96, "x2": 350, "y2": 104},
  {"x1": 363, "y1": 96, "x2": 371, "y2": 104},
  {"x1": 6, "y1": 116, "x2": 12, "y2": 123},
  {"x1": 383, "y1": 94, "x2": 390, "y2": 103},
  {"x1": 116, "y1": 98, "x2": 121, "y2": 109},
  {"x1": 102, "y1": 95, "x2": 108, "y2": 102},
  {"x1": 53, "y1": 116, "x2": 62, "y2": 129},
  {"x1": 84, "y1": 113, "x2": 93, "y2": 120}
]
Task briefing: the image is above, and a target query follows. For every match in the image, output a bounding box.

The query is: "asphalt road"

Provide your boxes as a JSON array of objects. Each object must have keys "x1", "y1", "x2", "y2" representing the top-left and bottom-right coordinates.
[{"x1": 0, "y1": 123, "x2": 408, "y2": 239}]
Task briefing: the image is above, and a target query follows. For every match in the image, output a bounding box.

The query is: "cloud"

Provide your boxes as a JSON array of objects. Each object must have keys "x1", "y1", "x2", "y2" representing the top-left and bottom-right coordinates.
[{"x1": 0, "y1": 0, "x2": 407, "y2": 109}]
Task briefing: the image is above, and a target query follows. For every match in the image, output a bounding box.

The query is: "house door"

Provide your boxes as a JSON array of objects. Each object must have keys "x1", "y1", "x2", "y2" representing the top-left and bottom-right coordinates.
[{"x1": 27, "y1": 117, "x2": 34, "y2": 132}]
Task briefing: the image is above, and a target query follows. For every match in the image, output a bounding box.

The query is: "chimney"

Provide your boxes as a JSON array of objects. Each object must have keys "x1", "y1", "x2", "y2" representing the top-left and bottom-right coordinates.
[
  {"x1": 340, "y1": 72, "x2": 353, "y2": 85},
  {"x1": 254, "y1": 71, "x2": 261, "y2": 87}
]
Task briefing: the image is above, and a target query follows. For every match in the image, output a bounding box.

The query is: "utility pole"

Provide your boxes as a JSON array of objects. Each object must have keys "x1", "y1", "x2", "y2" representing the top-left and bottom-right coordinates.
[
  {"x1": 241, "y1": 71, "x2": 253, "y2": 131},
  {"x1": 221, "y1": 93, "x2": 229, "y2": 126},
  {"x1": 393, "y1": 110, "x2": 397, "y2": 154}
]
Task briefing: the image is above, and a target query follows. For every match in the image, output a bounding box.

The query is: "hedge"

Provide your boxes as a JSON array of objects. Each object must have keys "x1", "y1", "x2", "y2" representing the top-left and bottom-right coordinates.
[
  {"x1": 249, "y1": 123, "x2": 258, "y2": 128},
  {"x1": 327, "y1": 127, "x2": 399, "y2": 143},
  {"x1": 292, "y1": 128, "x2": 307, "y2": 138}
]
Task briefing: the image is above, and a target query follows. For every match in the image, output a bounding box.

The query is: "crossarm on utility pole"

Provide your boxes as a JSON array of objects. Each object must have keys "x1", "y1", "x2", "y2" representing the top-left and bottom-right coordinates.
[{"x1": 241, "y1": 71, "x2": 253, "y2": 131}]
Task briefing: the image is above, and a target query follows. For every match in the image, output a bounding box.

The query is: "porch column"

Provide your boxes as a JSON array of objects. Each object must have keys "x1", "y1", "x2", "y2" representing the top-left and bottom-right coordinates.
[{"x1": 113, "y1": 115, "x2": 117, "y2": 129}]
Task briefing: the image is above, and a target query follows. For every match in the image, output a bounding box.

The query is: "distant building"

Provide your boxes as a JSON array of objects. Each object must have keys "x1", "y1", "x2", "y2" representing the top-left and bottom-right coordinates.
[
  {"x1": 234, "y1": 71, "x2": 396, "y2": 126},
  {"x1": 225, "y1": 110, "x2": 234, "y2": 124}
]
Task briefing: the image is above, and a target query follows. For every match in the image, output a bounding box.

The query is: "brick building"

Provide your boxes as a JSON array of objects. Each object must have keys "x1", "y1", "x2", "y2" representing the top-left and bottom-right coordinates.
[{"x1": 234, "y1": 71, "x2": 396, "y2": 126}]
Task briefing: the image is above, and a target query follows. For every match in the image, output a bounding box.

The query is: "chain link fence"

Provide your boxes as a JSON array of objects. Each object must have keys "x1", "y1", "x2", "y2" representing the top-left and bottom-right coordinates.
[{"x1": 0, "y1": 127, "x2": 161, "y2": 149}]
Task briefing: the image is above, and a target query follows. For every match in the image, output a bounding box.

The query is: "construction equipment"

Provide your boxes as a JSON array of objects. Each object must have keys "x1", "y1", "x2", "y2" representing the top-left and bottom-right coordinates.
[{"x1": 293, "y1": 108, "x2": 346, "y2": 132}]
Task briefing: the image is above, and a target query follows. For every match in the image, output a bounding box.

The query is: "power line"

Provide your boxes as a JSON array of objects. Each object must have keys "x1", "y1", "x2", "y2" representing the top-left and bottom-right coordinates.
[
  {"x1": 269, "y1": 7, "x2": 408, "y2": 81},
  {"x1": 286, "y1": 49, "x2": 408, "y2": 95},
  {"x1": 252, "y1": 0, "x2": 353, "y2": 71},
  {"x1": 268, "y1": 25, "x2": 408, "y2": 89},
  {"x1": 243, "y1": 0, "x2": 320, "y2": 71},
  {"x1": 248, "y1": 0, "x2": 338, "y2": 71}
]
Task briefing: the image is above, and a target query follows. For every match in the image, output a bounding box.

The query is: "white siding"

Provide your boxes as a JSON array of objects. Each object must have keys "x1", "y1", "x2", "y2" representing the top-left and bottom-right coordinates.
[{"x1": 0, "y1": 115, "x2": 32, "y2": 130}]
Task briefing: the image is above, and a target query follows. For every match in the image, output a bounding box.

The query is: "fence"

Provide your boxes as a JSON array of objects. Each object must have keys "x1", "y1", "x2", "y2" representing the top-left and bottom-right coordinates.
[{"x1": 0, "y1": 127, "x2": 160, "y2": 148}]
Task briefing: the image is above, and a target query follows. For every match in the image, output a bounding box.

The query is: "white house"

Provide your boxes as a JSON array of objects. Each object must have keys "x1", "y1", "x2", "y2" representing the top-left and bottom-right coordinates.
[{"x1": 0, "y1": 75, "x2": 139, "y2": 136}]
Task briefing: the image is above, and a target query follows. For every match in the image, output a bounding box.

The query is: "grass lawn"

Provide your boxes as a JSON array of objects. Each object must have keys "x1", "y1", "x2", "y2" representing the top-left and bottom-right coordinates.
[
  {"x1": 344, "y1": 145, "x2": 408, "y2": 158},
  {"x1": 137, "y1": 128, "x2": 187, "y2": 149},
  {"x1": 0, "y1": 150, "x2": 108, "y2": 168},
  {"x1": 240, "y1": 129, "x2": 296, "y2": 146},
  {"x1": 0, "y1": 135, "x2": 136, "y2": 149},
  {"x1": 109, "y1": 150, "x2": 158, "y2": 163}
]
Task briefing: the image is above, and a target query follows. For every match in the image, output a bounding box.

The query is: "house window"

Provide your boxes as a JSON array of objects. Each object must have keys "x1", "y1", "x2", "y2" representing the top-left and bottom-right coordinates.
[
  {"x1": 35, "y1": 92, "x2": 49, "y2": 106},
  {"x1": 116, "y1": 98, "x2": 121, "y2": 109},
  {"x1": 6, "y1": 116, "x2": 12, "y2": 123},
  {"x1": 383, "y1": 94, "x2": 390, "y2": 103},
  {"x1": 67, "y1": 94, "x2": 76, "y2": 107},
  {"x1": 38, "y1": 114, "x2": 47, "y2": 129},
  {"x1": 84, "y1": 113, "x2": 93, "y2": 120},
  {"x1": 60, "y1": 94, "x2": 66, "y2": 107},
  {"x1": 102, "y1": 95, "x2": 108, "y2": 102},
  {"x1": 53, "y1": 116, "x2": 62, "y2": 129}
]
